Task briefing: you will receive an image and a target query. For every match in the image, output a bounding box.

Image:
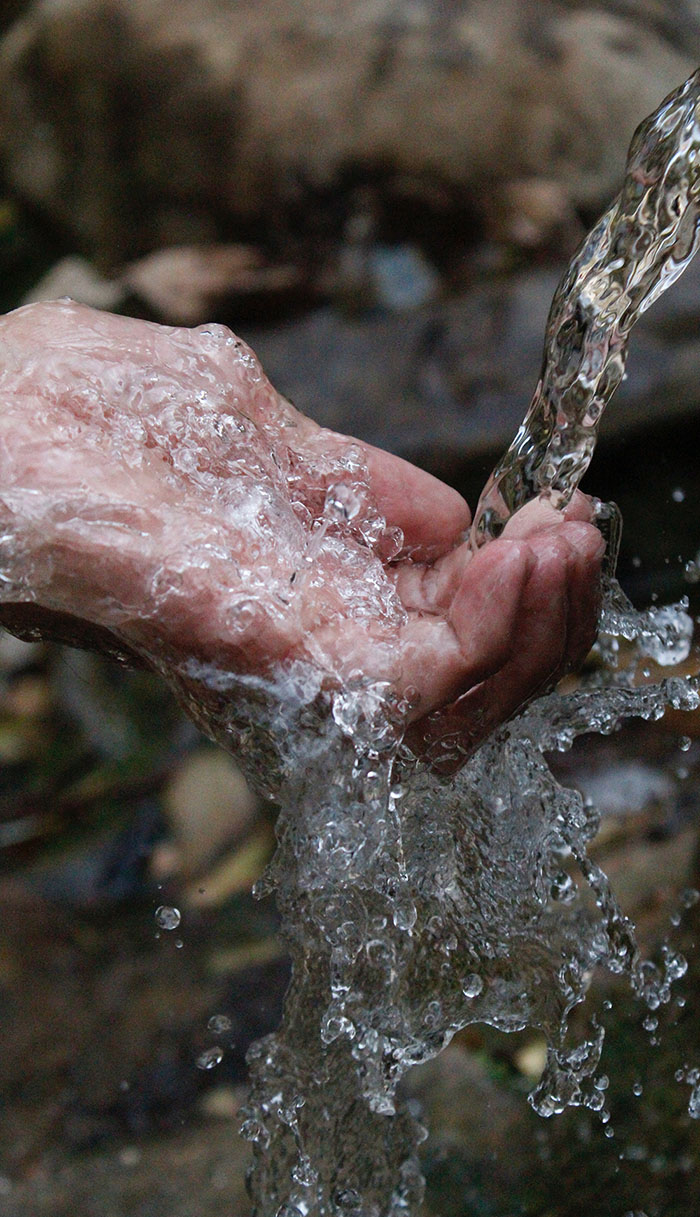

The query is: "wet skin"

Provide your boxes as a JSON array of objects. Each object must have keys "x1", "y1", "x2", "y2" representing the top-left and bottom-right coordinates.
[{"x1": 0, "y1": 301, "x2": 604, "y2": 762}]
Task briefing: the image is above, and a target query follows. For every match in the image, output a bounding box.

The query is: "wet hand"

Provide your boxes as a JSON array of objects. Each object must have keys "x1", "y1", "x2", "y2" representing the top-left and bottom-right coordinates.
[{"x1": 0, "y1": 301, "x2": 604, "y2": 761}]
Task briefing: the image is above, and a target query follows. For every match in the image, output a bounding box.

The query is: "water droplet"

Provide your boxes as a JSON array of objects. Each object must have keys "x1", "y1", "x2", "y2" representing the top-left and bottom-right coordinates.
[
  {"x1": 292, "y1": 1156, "x2": 318, "y2": 1187},
  {"x1": 208, "y1": 1014, "x2": 233, "y2": 1035},
  {"x1": 392, "y1": 899, "x2": 417, "y2": 932},
  {"x1": 196, "y1": 1046, "x2": 224, "y2": 1071},
  {"x1": 550, "y1": 871, "x2": 577, "y2": 903},
  {"x1": 462, "y1": 974, "x2": 484, "y2": 999},
  {"x1": 672, "y1": 487, "x2": 686, "y2": 503},
  {"x1": 240, "y1": 1117, "x2": 270, "y2": 1147},
  {"x1": 689, "y1": 1084, "x2": 700, "y2": 1119},
  {"x1": 632, "y1": 1080, "x2": 643, "y2": 1097},
  {"x1": 155, "y1": 905, "x2": 181, "y2": 931},
  {"x1": 679, "y1": 735, "x2": 692, "y2": 751},
  {"x1": 324, "y1": 482, "x2": 362, "y2": 522},
  {"x1": 332, "y1": 1187, "x2": 362, "y2": 1211}
]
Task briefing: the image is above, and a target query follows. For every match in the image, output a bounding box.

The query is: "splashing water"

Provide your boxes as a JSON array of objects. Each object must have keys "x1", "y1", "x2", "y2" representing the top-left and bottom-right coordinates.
[
  {"x1": 229, "y1": 71, "x2": 700, "y2": 1216},
  {"x1": 1, "y1": 73, "x2": 700, "y2": 1217}
]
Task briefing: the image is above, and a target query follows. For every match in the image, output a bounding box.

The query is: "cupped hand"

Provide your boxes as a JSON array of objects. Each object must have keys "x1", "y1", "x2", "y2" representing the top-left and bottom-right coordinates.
[{"x1": 0, "y1": 301, "x2": 604, "y2": 761}]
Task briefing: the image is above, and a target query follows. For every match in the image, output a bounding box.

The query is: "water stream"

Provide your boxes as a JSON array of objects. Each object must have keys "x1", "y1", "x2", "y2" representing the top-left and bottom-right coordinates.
[
  {"x1": 225, "y1": 69, "x2": 700, "y2": 1216},
  {"x1": 3, "y1": 69, "x2": 700, "y2": 1217}
]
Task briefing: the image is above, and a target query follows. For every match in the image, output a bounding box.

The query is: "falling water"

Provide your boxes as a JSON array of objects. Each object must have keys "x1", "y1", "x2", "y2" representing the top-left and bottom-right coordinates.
[
  {"x1": 226, "y1": 69, "x2": 700, "y2": 1216},
  {"x1": 2, "y1": 71, "x2": 700, "y2": 1217},
  {"x1": 472, "y1": 67, "x2": 700, "y2": 544}
]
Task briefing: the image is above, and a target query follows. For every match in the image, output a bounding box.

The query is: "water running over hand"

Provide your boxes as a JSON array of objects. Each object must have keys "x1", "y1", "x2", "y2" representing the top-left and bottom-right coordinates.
[
  {"x1": 2, "y1": 71, "x2": 700, "y2": 1217},
  {"x1": 232, "y1": 70, "x2": 700, "y2": 1216}
]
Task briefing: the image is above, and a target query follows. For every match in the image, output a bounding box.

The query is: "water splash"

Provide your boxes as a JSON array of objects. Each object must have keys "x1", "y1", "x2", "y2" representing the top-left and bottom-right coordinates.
[
  {"x1": 180, "y1": 609, "x2": 697, "y2": 1215},
  {"x1": 228, "y1": 72, "x2": 700, "y2": 1215},
  {"x1": 1, "y1": 71, "x2": 700, "y2": 1217}
]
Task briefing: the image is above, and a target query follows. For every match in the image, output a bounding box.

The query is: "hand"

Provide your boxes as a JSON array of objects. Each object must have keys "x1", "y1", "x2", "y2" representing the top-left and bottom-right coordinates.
[{"x1": 0, "y1": 301, "x2": 604, "y2": 762}]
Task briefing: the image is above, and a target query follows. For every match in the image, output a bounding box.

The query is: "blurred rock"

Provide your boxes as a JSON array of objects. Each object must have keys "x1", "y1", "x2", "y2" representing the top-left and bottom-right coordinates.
[
  {"x1": 0, "y1": 0, "x2": 697, "y2": 265},
  {"x1": 246, "y1": 252, "x2": 700, "y2": 479},
  {"x1": 121, "y1": 245, "x2": 299, "y2": 325},
  {"x1": 185, "y1": 824, "x2": 275, "y2": 908},
  {"x1": 0, "y1": 1, "x2": 28, "y2": 35},
  {"x1": 161, "y1": 747, "x2": 259, "y2": 877},
  {"x1": 0, "y1": 629, "x2": 40, "y2": 673},
  {"x1": 22, "y1": 255, "x2": 124, "y2": 310}
]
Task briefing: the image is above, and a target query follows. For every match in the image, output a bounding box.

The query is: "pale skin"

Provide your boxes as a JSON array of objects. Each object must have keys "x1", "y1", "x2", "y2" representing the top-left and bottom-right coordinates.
[{"x1": 0, "y1": 301, "x2": 605, "y2": 765}]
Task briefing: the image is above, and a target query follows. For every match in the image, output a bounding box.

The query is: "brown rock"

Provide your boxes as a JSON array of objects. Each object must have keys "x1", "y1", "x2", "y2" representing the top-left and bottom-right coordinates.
[
  {"x1": 162, "y1": 747, "x2": 259, "y2": 876},
  {"x1": 121, "y1": 244, "x2": 299, "y2": 325},
  {"x1": 0, "y1": 0, "x2": 697, "y2": 265}
]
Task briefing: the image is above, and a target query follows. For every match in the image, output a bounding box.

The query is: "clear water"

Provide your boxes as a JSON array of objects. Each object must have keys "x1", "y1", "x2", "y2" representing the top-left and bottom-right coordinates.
[
  {"x1": 471, "y1": 68, "x2": 700, "y2": 546},
  {"x1": 230, "y1": 71, "x2": 700, "y2": 1216},
  {"x1": 2, "y1": 71, "x2": 700, "y2": 1217}
]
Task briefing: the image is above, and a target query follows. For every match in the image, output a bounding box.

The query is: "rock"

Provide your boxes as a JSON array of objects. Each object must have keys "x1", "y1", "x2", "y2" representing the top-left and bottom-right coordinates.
[
  {"x1": 0, "y1": 629, "x2": 41, "y2": 673},
  {"x1": 0, "y1": 0, "x2": 697, "y2": 265},
  {"x1": 121, "y1": 245, "x2": 299, "y2": 325},
  {"x1": 22, "y1": 255, "x2": 124, "y2": 311},
  {"x1": 245, "y1": 252, "x2": 700, "y2": 481},
  {"x1": 161, "y1": 747, "x2": 259, "y2": 876}
]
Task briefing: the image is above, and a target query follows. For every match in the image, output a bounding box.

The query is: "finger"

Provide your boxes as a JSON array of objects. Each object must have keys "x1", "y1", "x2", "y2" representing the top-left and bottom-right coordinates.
[
  {"x1": 562, "y1": 490, "x2": 597, "y2": 524},
  {"x1": 306, "y1": 540, "x2": 531, "y2": 716},
  {"x1": 361, "y1": 442, "x2": 470, "y2": 559},
  {"x1": 501, "y1": 490, "x2": 597, "y2": 541},
  {"x1": 396, "y1": 540, "x2": 532, "y2": 715},
  {"x1": 559, "y1": 521, "x2": 605, "y2": 671},
  {"x1": 392, "y1": 540, "x2": 472, "y2": 613},
  {"x1": 409, "y1": 532, "x2": 572, "y2": 770}
]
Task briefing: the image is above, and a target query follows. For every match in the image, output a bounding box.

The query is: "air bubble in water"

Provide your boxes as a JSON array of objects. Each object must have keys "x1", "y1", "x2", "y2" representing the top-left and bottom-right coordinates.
[
  {"x1": 155, "y1": 905, "x2": 181, "y2": 931},
  {"x1": 672, "y1": 488, "x2": 686, "y2": 503}
]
